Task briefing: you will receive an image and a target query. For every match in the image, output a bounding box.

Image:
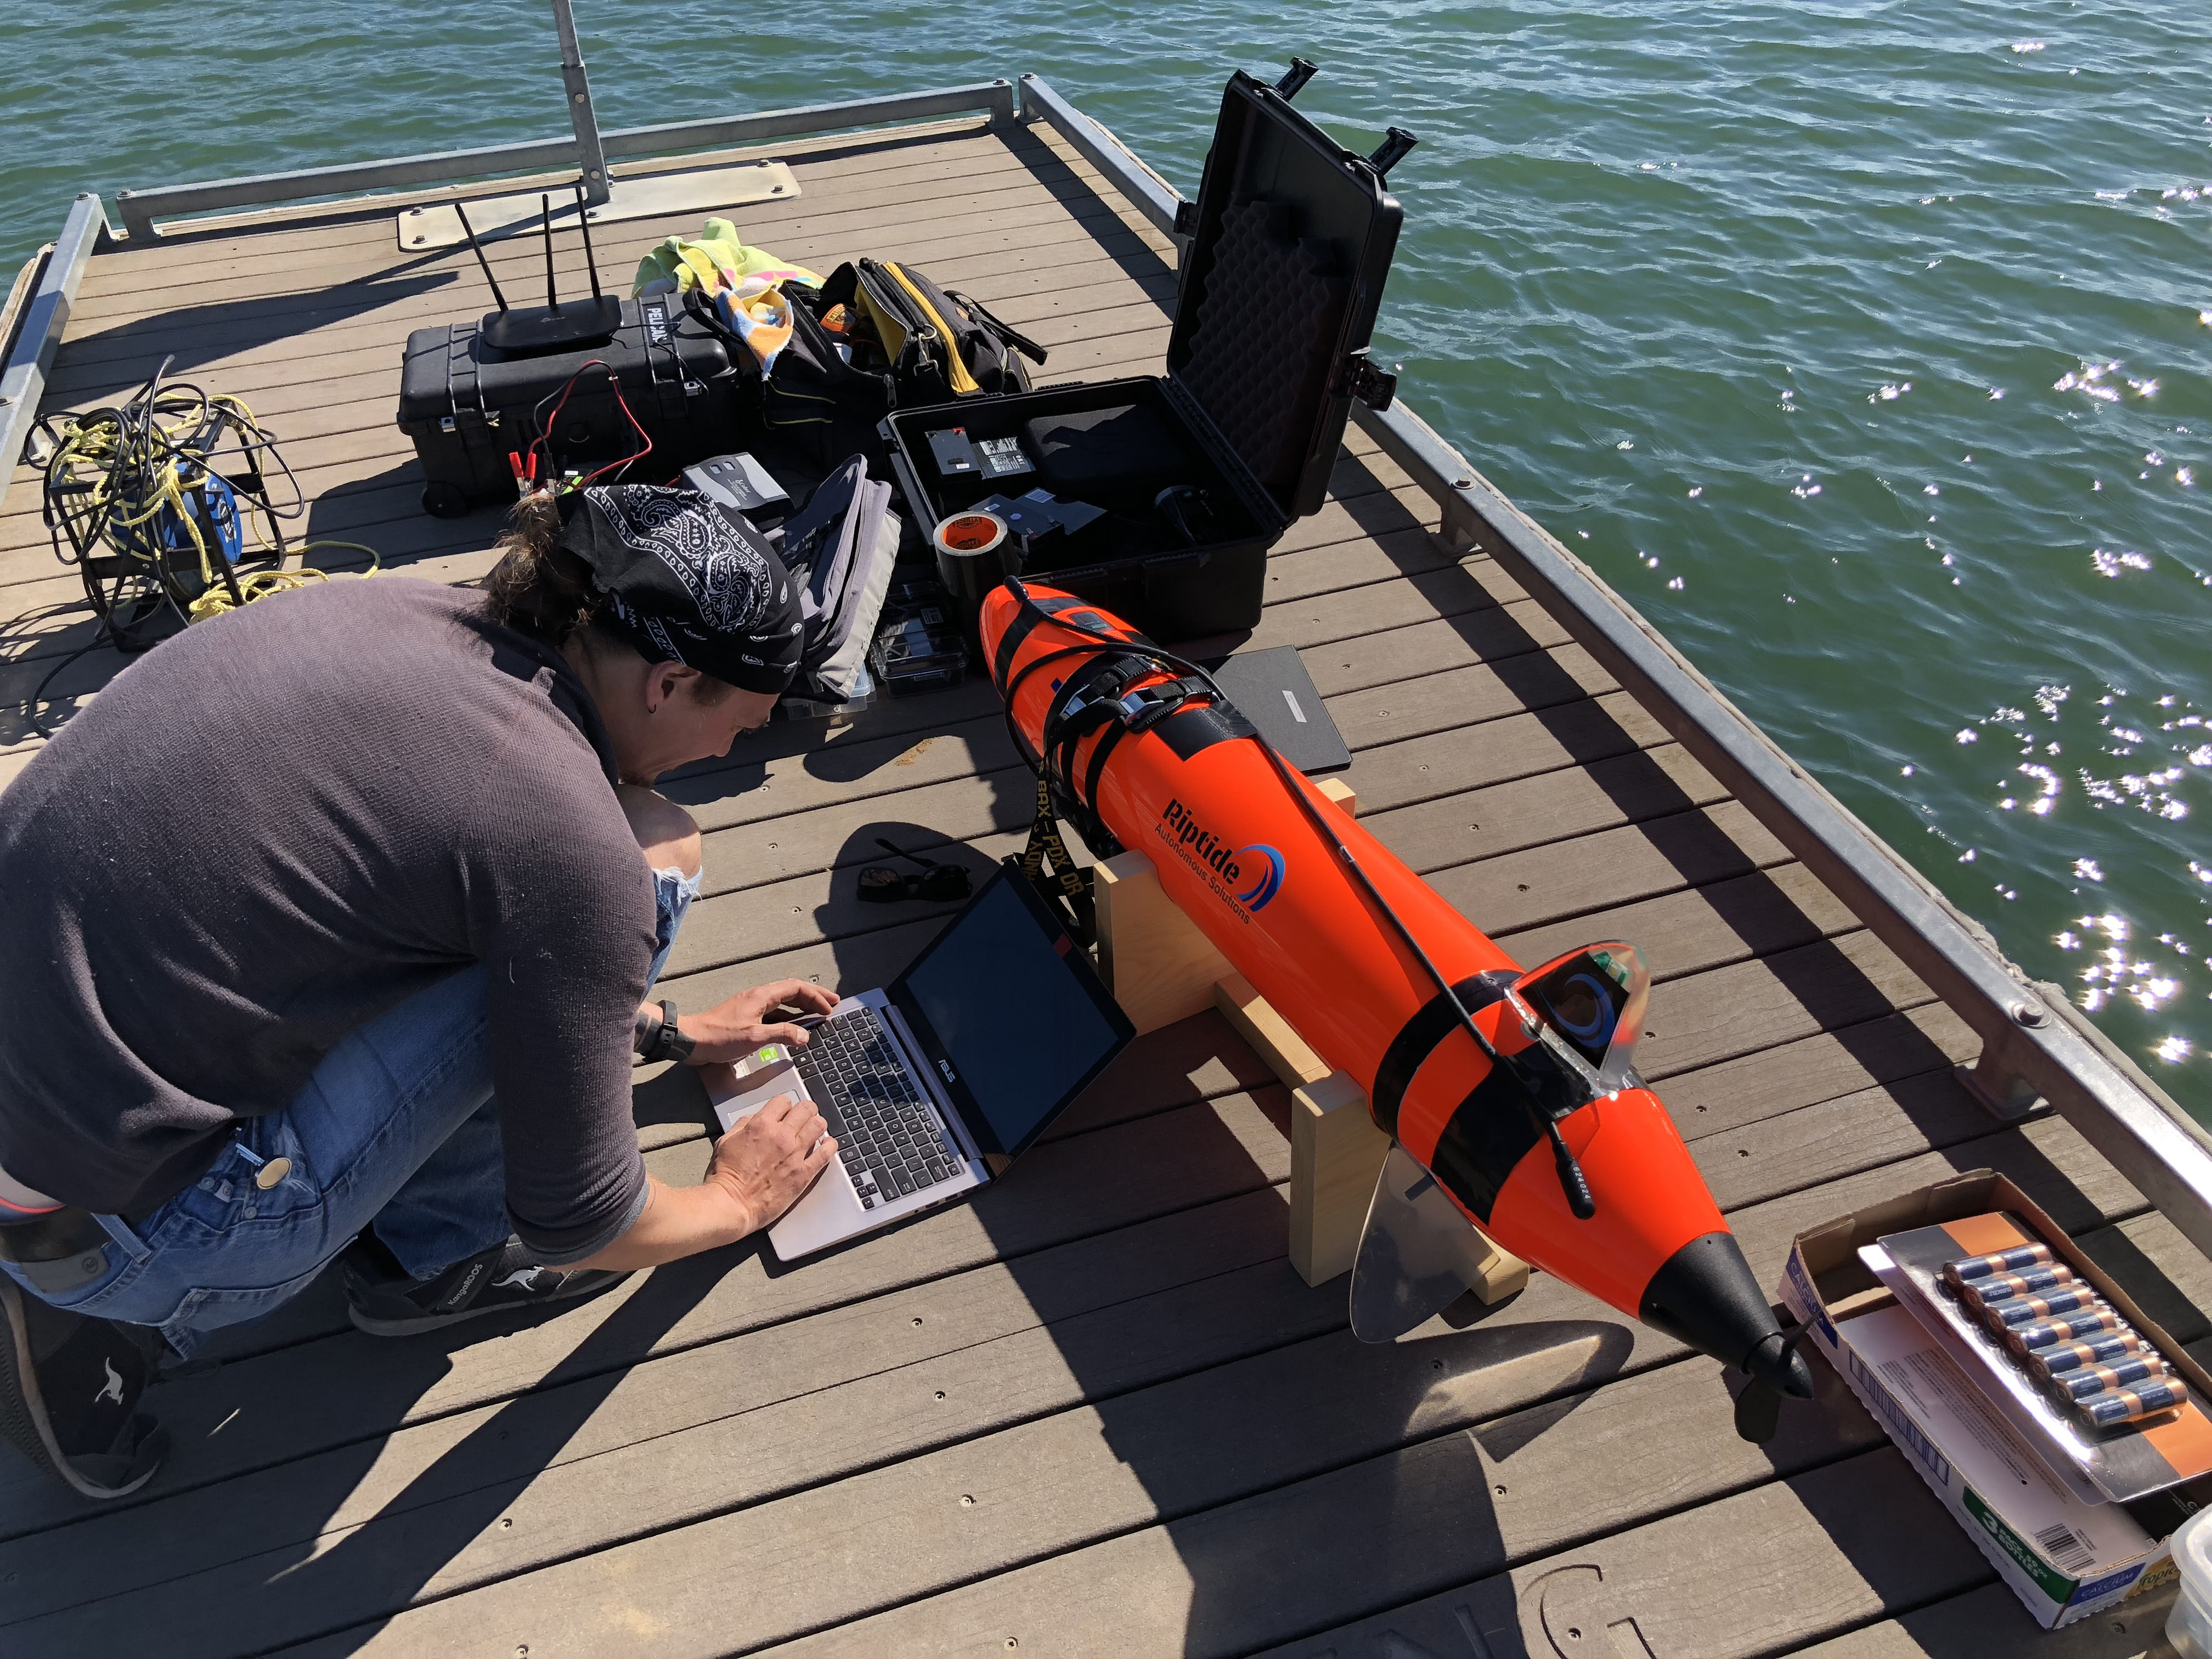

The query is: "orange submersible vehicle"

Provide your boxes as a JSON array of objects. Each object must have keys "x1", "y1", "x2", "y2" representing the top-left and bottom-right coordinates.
[{"x1": 984, "y1": 579, "x2": 1815, "y2": 1432}]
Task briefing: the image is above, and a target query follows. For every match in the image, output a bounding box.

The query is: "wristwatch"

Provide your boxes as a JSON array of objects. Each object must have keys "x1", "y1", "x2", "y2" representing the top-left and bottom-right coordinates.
[{"x1": 633, "y1": 999, "x2": 698, "y2": 1065}]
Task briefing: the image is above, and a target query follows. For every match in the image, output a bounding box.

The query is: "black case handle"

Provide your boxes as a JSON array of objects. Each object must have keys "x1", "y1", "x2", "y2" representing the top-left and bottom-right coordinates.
[{"x1": 1368, "y1": 128, "x2": 1419, "y2": 179}]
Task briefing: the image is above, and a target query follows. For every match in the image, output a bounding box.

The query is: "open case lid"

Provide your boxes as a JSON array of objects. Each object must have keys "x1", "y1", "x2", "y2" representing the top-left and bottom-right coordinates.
[{"x1": 1166, "y1": 63, "x2": 1414, "y2": 522}]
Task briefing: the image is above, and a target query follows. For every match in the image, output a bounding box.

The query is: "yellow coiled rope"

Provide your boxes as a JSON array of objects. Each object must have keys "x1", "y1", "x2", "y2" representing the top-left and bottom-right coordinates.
[{"x1": 37, "y1": 370, "x2": 380, "y2": 636}]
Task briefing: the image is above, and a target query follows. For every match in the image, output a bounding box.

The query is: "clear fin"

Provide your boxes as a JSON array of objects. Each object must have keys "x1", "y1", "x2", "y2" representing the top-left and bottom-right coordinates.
[{"x1": 1350, "y1": 1143, "x2": 1500, "y2": 1342}]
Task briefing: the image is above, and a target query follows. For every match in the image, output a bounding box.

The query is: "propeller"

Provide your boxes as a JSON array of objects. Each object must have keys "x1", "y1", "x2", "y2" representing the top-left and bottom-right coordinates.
[
  {"x1": 1731, "y1": 1322, "x2": 1815, "y2": 1443},
  {"x1": 1351, "y1": 1143, "x2": 1515, "y2": 1342}
]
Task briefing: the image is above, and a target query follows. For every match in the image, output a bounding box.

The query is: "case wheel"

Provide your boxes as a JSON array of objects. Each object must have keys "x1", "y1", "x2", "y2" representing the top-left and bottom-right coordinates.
[{"x1": 421, "y1": 481, "x2": 470, "y2": 519}]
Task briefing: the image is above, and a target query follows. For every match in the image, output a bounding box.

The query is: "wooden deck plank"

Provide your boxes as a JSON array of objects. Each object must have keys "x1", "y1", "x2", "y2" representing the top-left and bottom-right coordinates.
[
  {"x1": 0, "y1": 898, "x2": 2008, "y2": 1637},
  {"x1": 739, "y1": 1129, "x2": 2192, "y2": 1659},
  {"x1": 66, "y1": 123, "x2": 1166, "y2": 316},
  {"x1": 70, "y1": 119, "x2": 1039, "y2": 279},
  {"x1": 93, "y1": 1111, "x2": 2072, "y2": 1656},
  {"x1": 0, "y1": 1013, "x2": 2052, "y2": 1654},
  {"x1": 0, "y1": 458, "x2": 1445, "y2": 709},
  {"x1": 14, "y1": 832, "x2": 1949, "y2": 1450},
  {"x1": 658, "y1": 790, "x2": 1779, "y2": 989},
  {"x1": 1, "y1": 282, "x2": 1174, "y2": 551},
  {"x1": 0, "y1": 492, "x2": 1488, "y2": 758},
  {"x1": 0, "y1": 1076, "x2": 1290, "y2": 1530},
  {"x1": 69, "y1": 136, "x2": 1114, "y2": 302},
  {"x1": 5, "y1": 123, "x2": 1181, "y2": 551},
  {"x1": 0, "y1": 447, "x2": 1426, "y2": 663},
  {"x1": 216, "y1": 1115, "x2": 2152, "y2": 1659},
  {"x1": 0, "y1": 1194, "x2": 1318, "y2": 1641},
  {"x1": 25, "y1": 235, "x2": 1175, "y2": 454},
  {"x1": 0, "y1": 481, "x2": 1461, "y2": 741}
]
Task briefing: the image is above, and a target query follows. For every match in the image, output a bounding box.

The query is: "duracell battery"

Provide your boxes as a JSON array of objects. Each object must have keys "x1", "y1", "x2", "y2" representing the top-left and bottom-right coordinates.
[
  {"x1": 1942, "y1": 1244, "x2": 2055, "y2": 1291},
  {"x1": 1982, "y1": 1285, "x2": 2102, "y2": 1330},
  {"x1": 2048, "y1": 1356, "x2": 2170, "y2": 1402},
  {"x1": 2078, "y1": 1376, "x2": 2189, "y2": 1428},
  {"x1": 1956, "y1": 1264, "x2": 2078, "y2": 1313},
  {"x1": 2005, "y1": 1308, "x2": 2126, "y2": 1356},
  {"x1": 2024, "y1": 1331, "x2": 2149, "y2": 1379}
]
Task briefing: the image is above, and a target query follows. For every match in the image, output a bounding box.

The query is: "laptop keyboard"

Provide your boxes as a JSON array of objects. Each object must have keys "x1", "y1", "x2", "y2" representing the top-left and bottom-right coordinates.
[{"x1": 793, "y1": 1007, "x2": 963, "y2": 1210}]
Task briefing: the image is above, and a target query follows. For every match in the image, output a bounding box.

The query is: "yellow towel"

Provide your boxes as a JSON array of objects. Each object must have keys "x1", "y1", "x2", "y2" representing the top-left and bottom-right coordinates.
[{"x1": 633, "y1": 217, "x2": 821, "y2": 299}]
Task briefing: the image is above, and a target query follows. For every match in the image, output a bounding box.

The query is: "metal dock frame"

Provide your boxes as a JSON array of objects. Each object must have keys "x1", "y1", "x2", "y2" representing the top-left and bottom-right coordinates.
[
  {"x1": 1014, "y1": 73, "x2": 2212, "y2": 1263},
  {"x1": 0, "y1": 193, "x2": 104, "y2": 520}
]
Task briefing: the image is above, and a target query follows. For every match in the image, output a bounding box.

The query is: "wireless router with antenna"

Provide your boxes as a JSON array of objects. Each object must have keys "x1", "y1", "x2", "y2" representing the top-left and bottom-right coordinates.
[{"x1": 454, "y1": 183, "x2": 622, "y2": 354}]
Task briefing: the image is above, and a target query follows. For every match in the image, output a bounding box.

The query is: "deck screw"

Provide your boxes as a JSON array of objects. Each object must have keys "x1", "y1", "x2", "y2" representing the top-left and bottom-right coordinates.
[
  {"x1": 2012, "y1": 1001, "x2": 2049, "y2": 1028},
  {"x1": 935, "y1": 1390, "x2": 946, "y2": 1400},
  {"x1": 961, "y1": 1494, "x2": 976, "y2": 1506}
]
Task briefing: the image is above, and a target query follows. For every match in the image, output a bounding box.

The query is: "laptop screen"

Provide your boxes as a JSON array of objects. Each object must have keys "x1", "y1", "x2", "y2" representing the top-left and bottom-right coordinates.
[{"x1": 890, "y1": 864, "x2": 1133, "y2": 1158}]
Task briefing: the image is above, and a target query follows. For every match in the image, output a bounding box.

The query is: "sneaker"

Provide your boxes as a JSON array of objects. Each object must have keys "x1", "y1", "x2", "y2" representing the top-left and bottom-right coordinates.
[
  {"x1": 0, "y1": 1276, "x2": 168, "y2": 1500},
  {"x1": 340, "y1": 1238, "x2": 628, "y2": 1336}
]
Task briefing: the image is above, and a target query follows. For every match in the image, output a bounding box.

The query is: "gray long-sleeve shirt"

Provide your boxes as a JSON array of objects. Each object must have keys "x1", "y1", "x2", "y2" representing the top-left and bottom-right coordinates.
[{"x1": 0, "y1": 578, "x2": 655, "y2": 1263}]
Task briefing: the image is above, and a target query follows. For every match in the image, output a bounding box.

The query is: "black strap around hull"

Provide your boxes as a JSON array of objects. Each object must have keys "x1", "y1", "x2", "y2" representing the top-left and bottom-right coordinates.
[{"x1": 1370, "y1": 969, "x2": 1545, "y2": 1225}]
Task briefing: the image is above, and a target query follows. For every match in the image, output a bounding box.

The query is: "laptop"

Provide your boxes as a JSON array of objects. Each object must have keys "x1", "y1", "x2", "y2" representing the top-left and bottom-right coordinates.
[{"x1": 709, "y1": 861, "x2": 1136, "y2": 1260}]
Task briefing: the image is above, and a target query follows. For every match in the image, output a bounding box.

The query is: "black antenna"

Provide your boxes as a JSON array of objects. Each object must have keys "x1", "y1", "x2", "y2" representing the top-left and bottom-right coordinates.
[
  {"x1": 450, "y1": 201, "x2": 509, "y2": 313},
  {"x1": 572, "y1": 182, "x2": 603, "y2": 300},
  {"x1": 540, "y1": 193, "x2": 561, "y2": 315},
  {"x1": 477, "y1": 185, "x2": 620, "y2": 353}
]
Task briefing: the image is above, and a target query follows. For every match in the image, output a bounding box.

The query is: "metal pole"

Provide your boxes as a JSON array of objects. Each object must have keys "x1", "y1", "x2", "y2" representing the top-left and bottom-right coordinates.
[
  {"x1": 550, "y1": 0, "x2": 612, "y2": 208},
  {"x1": 0, "y1": 194, "x2": 106, "y2": 516}
]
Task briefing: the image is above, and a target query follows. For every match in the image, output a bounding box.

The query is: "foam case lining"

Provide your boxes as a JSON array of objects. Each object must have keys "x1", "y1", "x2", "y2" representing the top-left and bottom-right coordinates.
[{"x1": 884, "y1": 69, "x2": 1407, "y2": 642}]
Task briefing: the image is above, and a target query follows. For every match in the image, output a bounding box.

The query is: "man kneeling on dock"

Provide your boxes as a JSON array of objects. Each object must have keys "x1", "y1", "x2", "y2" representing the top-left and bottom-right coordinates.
[{"x1": 0, "y1": 484, "x2": 839, "y2": 1500}]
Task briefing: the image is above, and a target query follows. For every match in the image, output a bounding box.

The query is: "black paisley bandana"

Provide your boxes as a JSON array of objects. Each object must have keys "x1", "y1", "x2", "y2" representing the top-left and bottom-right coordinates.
[{"x1": 556, "y1": 483, "x2": 804, "y2": 695}]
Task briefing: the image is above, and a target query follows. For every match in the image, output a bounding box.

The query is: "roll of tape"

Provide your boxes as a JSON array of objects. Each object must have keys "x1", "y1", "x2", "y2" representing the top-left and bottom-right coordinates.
[{"x1": 933, "y1": 510, "x2": 1007, "y2": 557}]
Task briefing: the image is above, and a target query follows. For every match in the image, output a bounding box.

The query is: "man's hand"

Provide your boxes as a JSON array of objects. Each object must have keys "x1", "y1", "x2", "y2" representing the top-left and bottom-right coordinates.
[
  {"x1": 680, "y1": 978, "x2": 841, "y2": 1064},
  {"x1": 705, "y1": 1092, "x2": 836, "y2": 1236},
  {"x1": 567, "y1": 1093, "x2": 836, "y2": 1272}
]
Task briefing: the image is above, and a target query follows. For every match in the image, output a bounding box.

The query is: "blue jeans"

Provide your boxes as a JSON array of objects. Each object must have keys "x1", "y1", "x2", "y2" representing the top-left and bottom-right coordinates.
[{"x1": 1, "y1": 866, "x2": 700, "y2": 1357}]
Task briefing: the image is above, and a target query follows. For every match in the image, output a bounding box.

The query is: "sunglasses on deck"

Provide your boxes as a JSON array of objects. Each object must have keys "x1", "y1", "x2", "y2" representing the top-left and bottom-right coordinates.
[{"x1": 856, "y1": 838, "x2": 975, "y2": 905}]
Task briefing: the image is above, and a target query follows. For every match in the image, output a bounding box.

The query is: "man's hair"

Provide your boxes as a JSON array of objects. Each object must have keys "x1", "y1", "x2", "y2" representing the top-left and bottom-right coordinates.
[{"x1": 481, "y1": 493, "x2": 733, "y2": 704}]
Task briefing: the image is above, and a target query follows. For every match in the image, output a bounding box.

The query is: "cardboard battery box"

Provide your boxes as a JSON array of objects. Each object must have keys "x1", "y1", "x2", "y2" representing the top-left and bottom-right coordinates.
[
  {"x1": 1780, "y1": 1169, "x2": 2212, "y2": 1628},
  {"x1": 1871, "y1": 1198, "x2": 2212, "y2": 1504}
]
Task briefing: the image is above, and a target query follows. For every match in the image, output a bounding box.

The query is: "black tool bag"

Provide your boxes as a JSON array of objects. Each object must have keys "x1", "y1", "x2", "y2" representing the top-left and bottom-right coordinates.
[
  {"x1": 833, "y1": 258, "x2": 1047, "y2": 403},
  {"x1": 675, "y1": 282, "x2": 891, "y2": 472},
  {"x1": 397, "y1": 295, "x2": 744, "y2": 517},
  {"x1": 882, "y1": 65, "x2": 1414, "y2": 642}
]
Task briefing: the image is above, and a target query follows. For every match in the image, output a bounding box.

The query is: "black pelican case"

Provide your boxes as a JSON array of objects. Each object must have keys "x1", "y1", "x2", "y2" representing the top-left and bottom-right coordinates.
[
  {"x1": 883, "y1": 65, "x2": 1413, "y2": 641},
  {"x1": 397, "y1": 295, "x2": 744, "y2": 517}
]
